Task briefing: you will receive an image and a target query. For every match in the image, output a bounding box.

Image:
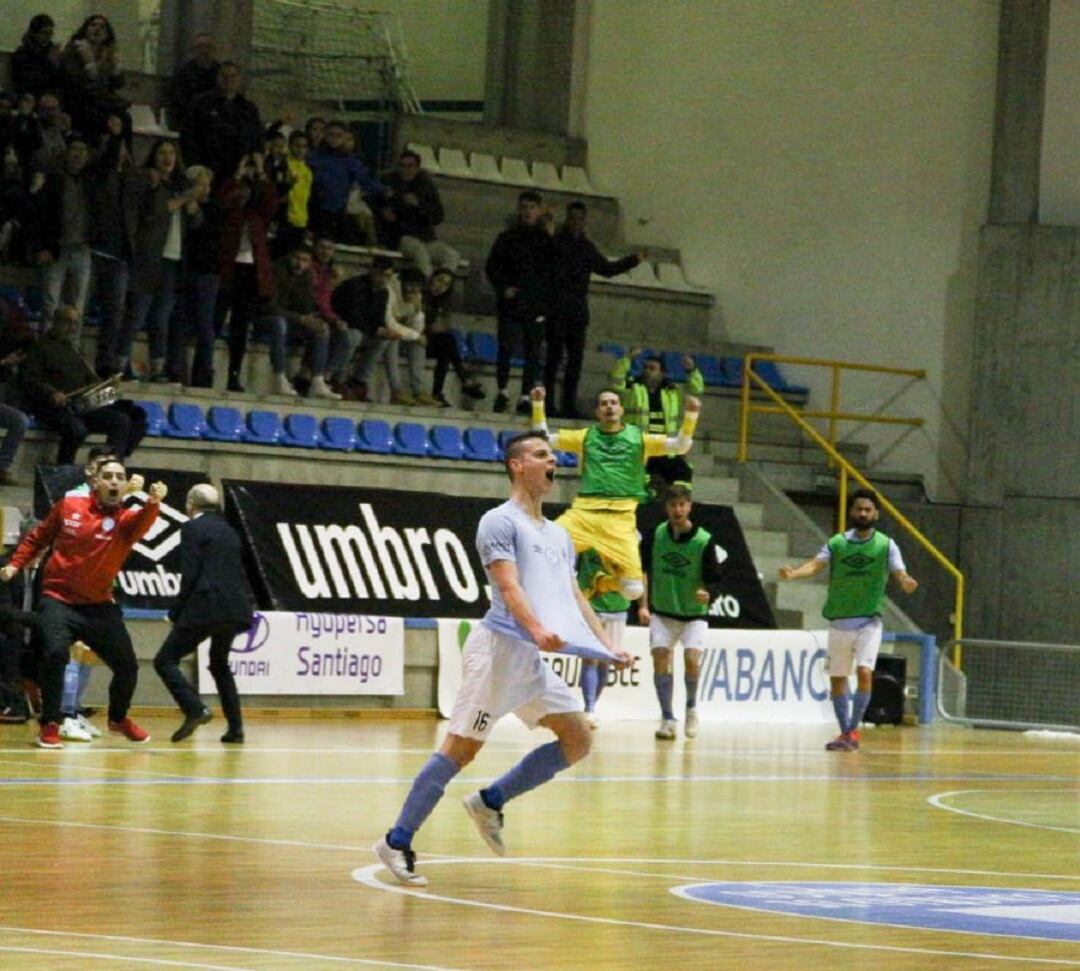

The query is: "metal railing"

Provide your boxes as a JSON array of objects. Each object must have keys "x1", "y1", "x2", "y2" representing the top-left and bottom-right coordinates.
[
  {"x1": 937, "y1": 639, "x2": 1079, "y2": 732},
  {"x1": 736, "y1": 354, "x2": 964, "y2": 650}
]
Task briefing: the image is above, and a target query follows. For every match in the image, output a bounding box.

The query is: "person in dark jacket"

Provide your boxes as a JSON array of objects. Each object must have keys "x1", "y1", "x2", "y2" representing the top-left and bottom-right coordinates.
[
  {"x1": 546, "y1": 202, "x2": 644, "y2": 418},
  {"x1": 58, "y1": 14, "x2": 128, "y2": 142},
  {"x1": 177, "y1": 165, "x2": 221, "y2": 387},
  {"x1": 167, "y1": 33, "x2": 220, "y2": 159},
  {"x1": 330, "y1": 257, "x2": 393, "y2": 399},
  {"x1": 154, "y1": 483, "x2": 253, "y2": 744},
  {"x1": 306, "y1": 120, "x2": 386, "y2": 243},
  {"x1": 379, "y1": 150, "x2": 459, "y2": 277},
  {"x1": 484, "y1": 191, "x2": 557, "y2": 414},
  {"x1": 11, "y1": 15, "x2": 62, "y2": 99},
  {"x1": 187, "y1": 62, "x2": 262, "y2": 186}
]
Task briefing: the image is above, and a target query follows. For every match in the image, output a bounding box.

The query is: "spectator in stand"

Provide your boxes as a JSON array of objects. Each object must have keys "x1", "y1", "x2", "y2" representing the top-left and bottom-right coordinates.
[
  {"x1": 117, "y1": 138, "x2": 203, "y2": 383},
  {"x1": 12, "y1": 16, "x2": 62, "y2": 99},
  {"x1": 272, "y1": 130, "x2": 312, "y2": 257},
  {"x1": 263, "y1": 125, "x2": 293, "y2": 247},
  {"x1": 218, "y1": 153, "x2": 277, "y2": 393},
  {"x1": 18, "y1": 93, "x2": 72, "y2": 177},
  {"x1": 261, "y1": 245, "x2": 341, "y2": 399},
  {"x1": 379, "y1": 149, "x2": 459, "y2": 277},
  {"x1": 0, "y1": 338, "x2": 30, "y2": 486},
  {"x1": 188, "y1": 62, "x2": 262, "y2": 186},
  {"x1": 167, "y1": 32, "x2": 220, "y2": 159},
  {"x1": 547, "y1": 202, "x2": 645, "y2": 418},
  {"x1": 330, "y1": 256, "x2": 393, "y2": 400},
  {"x1": 86, "y1": 114, "x2": 139, "y2": 379},
  {"x1": 609, "y1": 350, "x2": 704, "y2": 493},
  {"x1": 385, "y1": 268, "x2": 438, "y2": 407},
  {"x1": 424, "y1": 268, "x2": 484, "y2": 408},
  {"x1": 308, "y1": 236, "x2": 353, "y2": 393},
  {"x1": 306, "y1": 120, "x2": 386, "y2": 244},
  {"x1": 25, "y1": 138, "x2": 93, "y2": 330},
  {"x1": 59, "y1": 14, "x2": 128, "y2": 142},
  {"x1": 341, "y1": 129, "x2": 377, "y2": 245},
  {"x1": 178, "y1": 165, "x2": 221, "y2": 388},
  {"x1": 20, "y1": 305, "x2": 147, "y2": 464},
  {"x1": 305, "y1": 117, "x2": 326, "y2": 153},
  {"x1": 484, "y1": 191, "x2": 557, "y2": 415}
]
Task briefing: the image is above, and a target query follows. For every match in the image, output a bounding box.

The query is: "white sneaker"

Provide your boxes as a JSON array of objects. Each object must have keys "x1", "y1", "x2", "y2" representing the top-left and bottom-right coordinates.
[
  {"x1": 462, "y1": 792, "x2": 506, "y2": 856},
  {"x1": 684, "y1": 709, "x2": 699, "y2": 739},
  {"x1": 275, "y1": 373, "x2": 298, "y2": 396},
  {"x1": 585, "y1": 711, "x2": 600, "y2": 730},
  {"x1": 655, "y1": 718, "x2": 677, "y2": 741},
  {"x1": 373, "y1": 836, "x2": 428, "y2": 887},
  {"x1": 60, "y1": 716, "x2": 92, "y2": 742},
  {"x1": 310, "y1": 376, "x2": 342, "y2": 400},
  {"x1": 77, "y1": 713, "x2": 102, "y2": 738}
]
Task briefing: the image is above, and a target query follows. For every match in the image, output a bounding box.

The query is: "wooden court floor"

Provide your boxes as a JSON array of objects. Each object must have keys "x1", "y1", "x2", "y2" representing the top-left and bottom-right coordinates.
[{"x1": 0, "y1": 715, "x2": 1076, "y2": 970}]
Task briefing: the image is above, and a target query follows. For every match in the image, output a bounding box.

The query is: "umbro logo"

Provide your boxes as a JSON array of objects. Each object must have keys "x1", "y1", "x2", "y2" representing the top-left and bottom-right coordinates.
[
  {"x1": 131, "y1": 495, "x2": 190, "y2": 562},
  {"x1": 841, "y1": 553, "x2": 875, "y2": 569},
  {"x1": 661, "y1": 551, "x2": 692, "y2": 569}
]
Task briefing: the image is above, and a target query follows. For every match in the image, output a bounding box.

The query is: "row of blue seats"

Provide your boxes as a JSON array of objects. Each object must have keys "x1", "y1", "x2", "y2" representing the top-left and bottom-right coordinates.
[
  {"x1": 134, "y1": 400, "x2": 578, "y2": 465},
  {"x1": 596, "y1": 342, "x2": 809, "y2": 394}
]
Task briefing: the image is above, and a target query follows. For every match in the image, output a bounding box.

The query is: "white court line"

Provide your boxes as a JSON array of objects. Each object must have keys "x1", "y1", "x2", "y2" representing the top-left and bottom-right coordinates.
[
  {"x1": 0, "y1": 756, "x2": 215, "y2": 781},
  {"x1": 929, "y1": 790, "x2": 1080, "y2": 835},
  {"x1": 352, "y1": 861, "x2": 1080, "y2": 966},
  {"x1": 0, "y1": 943, "x2": 255, "y2": 969},
  {"x1": 0, "y1": 926, "x2": 466, "y2": 971}
]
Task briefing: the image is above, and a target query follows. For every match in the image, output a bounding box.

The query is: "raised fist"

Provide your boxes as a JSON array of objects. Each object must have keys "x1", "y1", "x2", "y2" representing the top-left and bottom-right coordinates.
[{"x1": 147, "y1": 481, "x2": 168, "y2": 503}]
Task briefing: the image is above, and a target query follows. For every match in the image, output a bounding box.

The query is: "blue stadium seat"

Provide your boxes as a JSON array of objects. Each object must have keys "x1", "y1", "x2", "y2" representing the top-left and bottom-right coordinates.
[
  {"x1": 162, "y1": 403, "x2": 206, "y2": 439},
  {"x1": 241, "y1": 410, "x2": 282, "y2": 445},
  {"x1": 392, "y1": 421, "x2": 429, "y2": 457},
  {"x1": 203, "y1": 405, "x2": 243, "y2": 442},
  {"x1": 556, "y1": 449, "x2": 579, "y2": 468},
  {"x1": 497, "y1": 429, "x2": 518, "y2": 457},
  {"x1": 280, "y1": 413, "x2": 320, "y2": 448},
  {"x1": 630, "y1": 347, "x2": 655, "y2": 376},
  {"x1": 597, "y1": 341, "x2": 626, "y2": 359},
  {"x1": 719, "y1": 356, "x2": 745, "y2": 388},
  {"x1": 662, "y1": 350, "x2": 687, "y2": 382},
  {"x1": 356, "y1": 418, "x2": 393, "y2": 454},
  {"x1": 463, "y1": 427, "x2": 500, "y2": 462},
  {"x1": 134, "y1": 400, "x2": 166, "y2": 437},
  {"x1": 695, "y1": 353, "x2": 724, "y2": 387},
  {"x1": 448, "y1": 328, "x2": 468, "y2": 360},
  {"x1": 466, "y1": 331, "x2": 498, "y2": 365},
  {"x1": 752, "y1": 360, "x2": 810, "y2": 396},
  {"x1": 429, "y1": 424, "x2": 464, "y2": 460},
  {"x1": 320, "y1": 416, "x2": 357, "y2": 451}
]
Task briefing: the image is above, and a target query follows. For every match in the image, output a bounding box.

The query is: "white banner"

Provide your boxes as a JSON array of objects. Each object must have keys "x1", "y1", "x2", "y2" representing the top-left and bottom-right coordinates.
[
  {"x1": 197, "y1": 611, "x2": 405, "y2": 696},
  {"x1": 437, "y1": 620, "x2": 834, "y2": 724}
]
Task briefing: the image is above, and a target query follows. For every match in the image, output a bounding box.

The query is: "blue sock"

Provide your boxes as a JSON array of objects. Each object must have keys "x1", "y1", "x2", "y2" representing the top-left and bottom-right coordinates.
[
  {"x1": 654, "y1": 673, "x2": 674, "y2": 720},
  {"x1": 594, "y1": 663, "x2": 609, "y2": 703},
  {"x1": 480, "y1": 741, "x2": 569, "y2": 811},
  {"x1": 850, "y1": 690, "x2": 872, "y2": 732},
  {"x1": 685, "y1": 674, "x2": 698, "y2": 710},
  {"x1": 75, "y1": 663, "x2": 93, "y2": 708},
  {"x1": 581, "y1": 664, "x2": 600, "y2": 712},
  {"x1": 61, "y1": 661, "x2": 80, "y2": 716},
  {"x1": 831, "y1": 693, "x2": 851, "y2": 733},
  {"x1": 389, "y1": 752, "x2": 459, "y2": 849}
]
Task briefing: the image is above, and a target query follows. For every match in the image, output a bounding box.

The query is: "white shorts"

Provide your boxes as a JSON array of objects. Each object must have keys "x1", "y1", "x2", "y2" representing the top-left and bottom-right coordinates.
[
  {"x1": 596, "y1": 613, "x2": 627, "y2": 656},
  {"x1": 447, "y1": 625, "x2": 582, "y2": 740},
  {"x1": 649, "y1": 614, "x2": 708, "y2": 651},
  {"x1": 826, "y1": 618, "x2": 883, "y2": 676}
]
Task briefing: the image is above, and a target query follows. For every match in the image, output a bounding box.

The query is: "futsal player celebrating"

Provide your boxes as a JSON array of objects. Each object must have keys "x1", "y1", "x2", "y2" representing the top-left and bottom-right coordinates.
[
  {"x1": 0, "y1": 459, "x2": 167, "y2": 749},
  {"x1": 374, "y1": 432, "x2": 630, "y2": 887},
  {"x1": 530, "y1": 384, "x2": 700, "y2": 601},
  {"x1": 778, "y1": 489, "x2": 918, "y2": 751}
]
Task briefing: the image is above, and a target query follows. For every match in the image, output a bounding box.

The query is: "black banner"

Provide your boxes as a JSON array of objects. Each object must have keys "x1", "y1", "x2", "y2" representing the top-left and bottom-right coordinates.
[
  {"x1": 34, "y1": 465, "x2": 211, "y2": 611},
  {"x1": 223, "y1": 481, "x2": 775, "y2": 629}
]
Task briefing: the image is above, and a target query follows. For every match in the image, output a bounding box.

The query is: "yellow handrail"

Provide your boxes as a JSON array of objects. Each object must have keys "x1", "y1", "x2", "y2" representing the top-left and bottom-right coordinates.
[{"x1": 736, "y1": 360, "x2": 964, "y2": 654}]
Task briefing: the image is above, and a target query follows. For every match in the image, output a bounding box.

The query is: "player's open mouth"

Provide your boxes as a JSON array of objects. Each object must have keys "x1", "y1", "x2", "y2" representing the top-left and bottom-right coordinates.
[{"x1": 545, "y1": 469, "x2": 555, "y2": 481}]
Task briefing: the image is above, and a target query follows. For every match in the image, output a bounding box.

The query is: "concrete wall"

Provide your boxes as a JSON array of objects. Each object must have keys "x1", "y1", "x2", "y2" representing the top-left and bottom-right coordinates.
[
  {"x1": 1040, "y1": 0, "x2": 1080, "y2": 224},
  {"x1": 582, "y1": 0, "x2": 1000, "y2": 501}
]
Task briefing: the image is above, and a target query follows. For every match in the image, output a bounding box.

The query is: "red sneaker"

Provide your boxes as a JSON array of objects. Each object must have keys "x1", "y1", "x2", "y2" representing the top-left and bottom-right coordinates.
[
  {"x1": 37, "y1": 722, "x2": 63, "y2": 749},
  {"x1": 108, "y1": 717, "x2": 151, "y2": 743},
  {"x1": 847, "y1": 730, "x2": 861, "y2": 749}
]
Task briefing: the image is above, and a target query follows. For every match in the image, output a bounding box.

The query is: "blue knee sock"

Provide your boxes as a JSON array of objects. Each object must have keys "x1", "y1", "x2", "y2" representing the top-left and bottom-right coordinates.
[
  {"x1": 581, "y1": 664, "x2": 600, "y2": 712},
  {"x1": 831, "y1": 693, "x2": 851, "y2": 733},
  {"x1": 75, "y1": 663, "x2": 93, "y2": 708},
  {"x1": 388, "y1": 752, "x2": 459, "y2": 849},
  {"x1": 685, "y1": 674, "x2": 699, "y2": 710},
  {"x1": 480, "y1": 741, "x2": 569, "y2": 811},
  {"x1": 654, "y1": 673, "x2": 674, "y2": 720},
  {"x1": 594, "y1": 663, "x2": 609, "y2": 702},
  {"x1": 850, "y1": 690, "x2": 872, "y2": 732}
]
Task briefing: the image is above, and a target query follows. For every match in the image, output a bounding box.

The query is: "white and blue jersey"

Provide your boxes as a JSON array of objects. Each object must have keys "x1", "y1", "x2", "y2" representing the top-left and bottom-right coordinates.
[{"x1": 476, "y1": 499, "x2": 610, "y2": 660}]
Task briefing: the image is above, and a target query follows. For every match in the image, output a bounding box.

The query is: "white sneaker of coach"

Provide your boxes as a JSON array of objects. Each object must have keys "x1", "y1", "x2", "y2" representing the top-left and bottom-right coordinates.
[
  {"x1": 462, "y1": 792, "x2": 506, "y2": 856},
  {"x1": 59, "y1": 716, "x2": 93, "y2": 742},
  {"x1": 373, "y1": 836, "x2": 428, "y2": 887},
  {"x1": 76, "y1": 713, "x2": 102, "y2": 738}
]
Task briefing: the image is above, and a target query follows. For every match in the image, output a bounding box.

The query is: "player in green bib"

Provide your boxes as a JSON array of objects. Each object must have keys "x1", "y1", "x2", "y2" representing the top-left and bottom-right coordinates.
[
  {"x1": 576, "y1": 549, "x2": 630, "y2": 729},
  {"x1": 639, "y1": 485, "x2": 725, "y2": 740},
  {"x1": 778, "y1": 489, "x2": 918, "y2": 751}
]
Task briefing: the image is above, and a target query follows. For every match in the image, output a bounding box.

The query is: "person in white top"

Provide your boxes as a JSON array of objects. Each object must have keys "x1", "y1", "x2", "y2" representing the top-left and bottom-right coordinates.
[{"x1": 373, "y1": 432, "x2": 630, "y2": 887}]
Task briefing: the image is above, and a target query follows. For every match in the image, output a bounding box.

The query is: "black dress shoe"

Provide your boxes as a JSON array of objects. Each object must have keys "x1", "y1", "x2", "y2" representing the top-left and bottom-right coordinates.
[
  {"x1": 171, "y1": 708, "x2": 212, "y2": 743},
  {"x1": 220, "y1": 728, "x2": 245, "y2": 744},
  {"x1": 226, "y1": 373, "x2": 245, "y2": 393}
]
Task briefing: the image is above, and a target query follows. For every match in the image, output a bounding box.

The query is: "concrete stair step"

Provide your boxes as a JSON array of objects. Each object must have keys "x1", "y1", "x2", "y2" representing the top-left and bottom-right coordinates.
[{"x1": 741, "y1": 528, "x2": 791, "y2": 557}]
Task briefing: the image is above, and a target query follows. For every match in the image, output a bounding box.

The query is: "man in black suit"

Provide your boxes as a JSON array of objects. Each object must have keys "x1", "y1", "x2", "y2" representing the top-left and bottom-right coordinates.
[{"x1": 153, "y1": 483, "x2": 253, "y2": 744}]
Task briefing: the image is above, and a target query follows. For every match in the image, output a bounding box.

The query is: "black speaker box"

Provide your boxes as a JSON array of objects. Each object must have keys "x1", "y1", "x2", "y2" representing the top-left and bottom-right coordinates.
[{"x1": 866, "y1": 654, "x2": 907, "y2": 725}]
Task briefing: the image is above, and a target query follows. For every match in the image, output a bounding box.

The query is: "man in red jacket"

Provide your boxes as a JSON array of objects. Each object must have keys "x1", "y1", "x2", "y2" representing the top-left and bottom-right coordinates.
[{"x1": 0, "y1": 458, "x2": 167, "y2": 748}]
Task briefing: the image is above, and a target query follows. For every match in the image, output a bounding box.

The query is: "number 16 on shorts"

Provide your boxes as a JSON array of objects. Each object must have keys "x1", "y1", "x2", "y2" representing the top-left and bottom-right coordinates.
[{"x1": 472, "y1": 710, "x2": 490, "y2": 733}]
